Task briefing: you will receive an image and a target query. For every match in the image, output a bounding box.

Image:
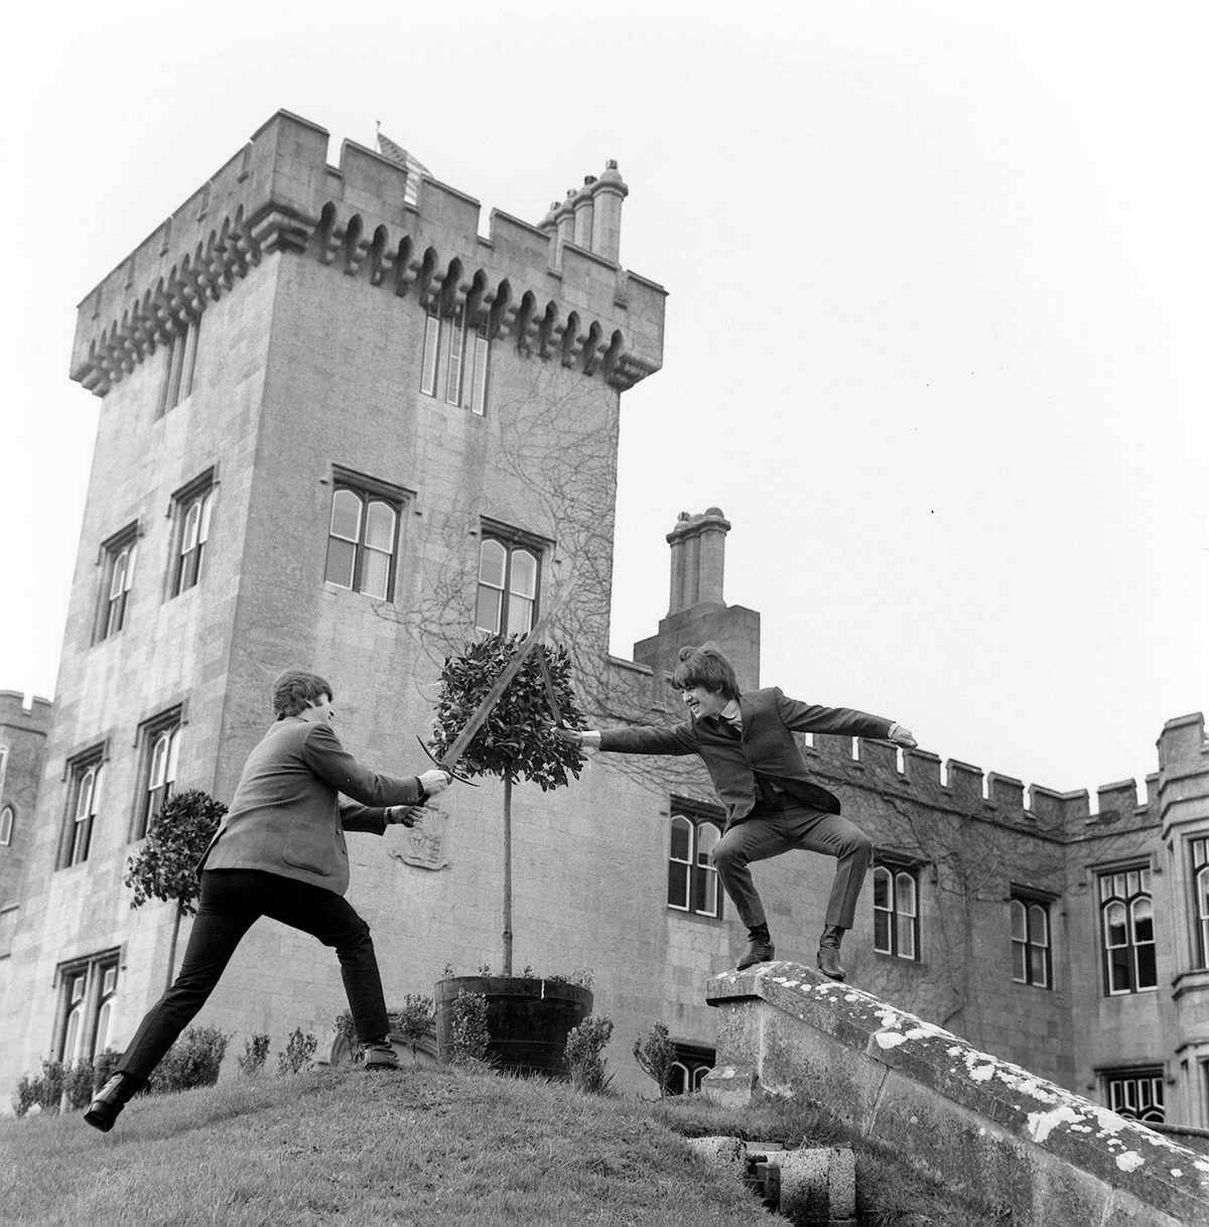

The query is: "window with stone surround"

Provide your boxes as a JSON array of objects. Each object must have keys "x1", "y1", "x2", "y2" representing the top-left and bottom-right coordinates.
[
  {"x1": 1099, "y1": 866, "x2": 1157, "y2": 995},
  {"x1": 157, "y1": 317, "x2": 200, "y2": 416},
  {"x1": 58, "y1": 749, "x2": 105, "y2": 868},
  {"x1": 1192, "y1": 837, "x2": 1209, "y2": 968},
  {"x1": 95, "y1": 524, "x2": 138, "y2": 642},
  {"x1": 873, "y1": 857, "x2": 920, "y2": 961},
  {"x1": 1010, "y1": 890, "x2": 1053, "y2": 988},
  {"x1": 475, "y1": 528, "x2": 542, "y2": 636},
  {"x1": 667, "y1": 1043, "x2": 715, "y2": 1096},
  {"x1": 1102, "y1": 1067, "x2": 1164, "y2": 1123},
  {"x1": 133, "y1": 710, "x2": 182, "y2": 840},
  {"x1": 667, "y1": 800, "x2": 724, "y2": 919},
  {"x1": 323, "y1": 472, "x2": 406, "y2": 601},
  {"x1": 0, "y1": 805, "x2": 13, "y2": 847},
  {"x1": 419, "y1": 301, "x2": 490, "y2": 415},
  {"x1": 56, "y1": 951, "x2": 120, "y2": 1064},
  {"x1": 170, "y1": 470, "x2": 215, "y2": 597}
]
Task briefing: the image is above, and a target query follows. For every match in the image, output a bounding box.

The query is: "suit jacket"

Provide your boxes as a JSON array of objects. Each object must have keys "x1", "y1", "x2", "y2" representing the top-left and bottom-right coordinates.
[
  {"x1": 200, "y1": 718, "x2": 425, "y2": 894},
  {"x1": 598, "y1": 686, "x2": 893, "y2": 830}
]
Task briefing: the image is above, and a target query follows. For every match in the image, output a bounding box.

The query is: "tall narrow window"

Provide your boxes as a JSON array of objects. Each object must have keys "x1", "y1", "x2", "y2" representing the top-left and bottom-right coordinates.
[
  {"x1": 873, "y1": 861, "x2": 919, "y2": 960},
  {"x1": 323, "y1": 478, "x2": 402, "y2": 600},
  {"x1": 158, "y1": 318, "x2": 200, "y2": 415},
  {"x1": 56, "y1": 953, "x2": 120, "y2": 1062},
  {"x1": 445, "y1": 304, "x2": 467, "y2": 406},
  {"x1": 1100, "y1": 867, "x2": 1157, "y2": 995},
  {"x1": 95, "y1": 526, "x2": 138, "y2": 642},
  {"x1": 171, "y1": 476, "x2": 215, "y2": 596},
  {"x1": 420, "y1": 304, "x2": 441, "y2": 397},
  {"x1": 667, "y1": 803, "x2": 724, "y2": 919},
  {"x1": 469, "y1": 321, "x2": 490, "y2": 415},
  {"x1": 1103, "y1": 1069, "x2": 1164, "y2": 1123},
  {"x1": 1010, "y1": 893, "x2": 1053, "y2": 988},
  {"x1": 0, "y1": 805, "x2": 13, "y2": 847},
  {"x1": 1192, "y1": 838, "x2": 1209, "y2": 969},
  {"x1": 475, "y1": 534, "x2": 539, "y2": 635},
  {"x1": 60, "y1": 753, "x2": 104, "y2": 868},
  {"x1": 136, "y1": 717, "x2": 181, "y2": 839},
  {"x1": 666, "y1": 1044, "x2": 715, "y2": 1096}
]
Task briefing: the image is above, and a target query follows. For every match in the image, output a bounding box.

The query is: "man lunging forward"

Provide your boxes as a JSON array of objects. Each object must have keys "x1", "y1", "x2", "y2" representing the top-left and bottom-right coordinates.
[
  {"x1": 559, "y1": 645, "x2": 916, "y2": 980},
  {"x1": 85, "y1": 669, "x2": 451, "y2": 1132}
]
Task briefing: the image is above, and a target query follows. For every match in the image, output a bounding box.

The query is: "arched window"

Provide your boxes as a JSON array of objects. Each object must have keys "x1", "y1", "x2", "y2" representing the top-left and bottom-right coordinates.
[
  {"x1": 62, "y1": 759, "x2": 103, "y2": 868},
  {"x1": 666, "y1": 804, "x2": 723, "y2": 919},
  {"x1": 873, "y1": 862, "x2": 919, "y2": 961},
  {"x1": 100, "y1": 538, "x2": 136, "y2": 640},
  {"x1": 475, "y1": 537, "x2": 539, "y2": 636},
  {"x1": 1010, "y1": 895, "x2": 1052, "y2": 988},
  {"x1": 0, "y1": 805, "x2": 13, "y2": 847},
  {"x1": 1105, "y1": 1069, "x2": 1164, "y2": 1123},
  {"x1": 1100, "y1": 868, "x2": 1157, "y2": 994},
  {"x1": 60, "y1": 972, "x2": 87, "y2": 1063},
  {"x1": 324, "y1": 484, "x2": 401, "y2": 600},
  {"x1": 1192, "y1": 838, "x2": 1209, "y2": 968},
  {"x1": 173, "y1": 483, "x2": 214, "y2": 595},
  {"x1": 140, "y1": 724, "x2": 181, "y2": 837}
]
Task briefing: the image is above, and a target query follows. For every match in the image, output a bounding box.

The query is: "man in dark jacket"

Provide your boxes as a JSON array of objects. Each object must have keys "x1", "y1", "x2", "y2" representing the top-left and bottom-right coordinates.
[
  {"x1": 559, "y1": 645, "x2": 916, "y2": 980},
  {"x1": 86, "y1": 669, "x2": 450, "y2": 1132}
]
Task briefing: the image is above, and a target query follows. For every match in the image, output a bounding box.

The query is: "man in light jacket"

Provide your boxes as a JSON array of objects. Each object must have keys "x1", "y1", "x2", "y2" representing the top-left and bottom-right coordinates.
[
  {"x1": 86, "y1": 669, "x2": 450, "y2": 1132},
  {"x1": 559, "y1": 645, "x2": 916, "y2": 980}
]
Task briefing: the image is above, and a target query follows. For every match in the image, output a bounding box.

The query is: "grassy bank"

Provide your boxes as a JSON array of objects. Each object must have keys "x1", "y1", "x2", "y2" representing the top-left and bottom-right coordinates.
[{"x1": 0, "y1": 1065, "x2": 989, "y2": 1225}]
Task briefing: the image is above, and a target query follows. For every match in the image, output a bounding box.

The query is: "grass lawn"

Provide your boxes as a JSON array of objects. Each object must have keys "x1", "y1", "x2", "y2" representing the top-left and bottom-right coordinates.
[{"x1": 0, "y1": 1065, "x2": 994, "y2": 1225}]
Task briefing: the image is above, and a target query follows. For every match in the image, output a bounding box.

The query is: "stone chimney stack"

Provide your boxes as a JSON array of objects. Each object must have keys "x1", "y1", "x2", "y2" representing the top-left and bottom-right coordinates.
[
  {"x1": 591, "y1": 160, "x2": 627, "y2": 264},
  {"x1": 573, "y1": 176, "x2": 597, "y2": 249},
  {"x1": 667, "y1": 507, "x2": 731, "y2": 613},
  {"x1": 633, "y1": 507, "x2": 761, "y2": 691}
]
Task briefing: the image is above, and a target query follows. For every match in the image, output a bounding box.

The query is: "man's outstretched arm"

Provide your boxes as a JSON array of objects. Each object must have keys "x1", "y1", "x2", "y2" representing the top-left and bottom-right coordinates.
[
  {"x1": 774, "y1": 688, "x2": 917, "y2": 747},
  {"x1": 558, "y1": 724, "x2": 697, "y2": 756}
]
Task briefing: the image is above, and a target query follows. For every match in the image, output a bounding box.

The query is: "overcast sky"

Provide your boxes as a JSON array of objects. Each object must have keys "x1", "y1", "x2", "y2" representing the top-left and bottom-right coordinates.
[{"x1": 2, "y1": 1, "x2": 1205, "y2": 801}]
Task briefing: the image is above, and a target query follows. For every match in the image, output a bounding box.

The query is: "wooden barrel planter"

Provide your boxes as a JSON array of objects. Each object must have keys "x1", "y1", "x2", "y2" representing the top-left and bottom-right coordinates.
[{"x1": 434, "y1": 975, "x2": 593, "y2": 1078}]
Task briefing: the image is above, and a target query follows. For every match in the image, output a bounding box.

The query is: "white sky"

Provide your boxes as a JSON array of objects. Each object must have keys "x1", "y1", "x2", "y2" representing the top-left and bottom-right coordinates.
[{"x1": 2, "y1": 1, "x2": 1206, "y2": 800}]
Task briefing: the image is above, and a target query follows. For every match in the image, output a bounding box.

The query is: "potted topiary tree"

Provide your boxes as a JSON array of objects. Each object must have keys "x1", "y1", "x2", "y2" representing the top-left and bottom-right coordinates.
[{"x1": 429, "y1": 633, "x2": 593, "y2": 1077}]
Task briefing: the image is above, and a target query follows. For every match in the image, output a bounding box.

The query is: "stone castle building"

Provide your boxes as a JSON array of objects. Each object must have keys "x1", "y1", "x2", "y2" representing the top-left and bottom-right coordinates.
[{"x1": 1, "y1": 112, "x2": 1206, "y2": 1128}]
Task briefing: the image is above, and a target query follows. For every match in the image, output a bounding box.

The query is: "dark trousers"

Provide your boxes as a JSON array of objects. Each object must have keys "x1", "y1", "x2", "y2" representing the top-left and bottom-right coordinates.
[
  {"x1": 712, "y1": 804, "x2": 874, "y2": 934},
  {"x1": 116, "y1": 868, "x2": 388, "y2": 1084}
]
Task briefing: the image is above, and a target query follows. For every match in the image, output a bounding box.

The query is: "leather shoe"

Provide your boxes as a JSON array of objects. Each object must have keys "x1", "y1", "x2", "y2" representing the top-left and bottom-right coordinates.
[
  {"x1": 363, "y1": 1039, "x2": 401, "y2": 1070},
  {"x1": 816, "y1": 925, "x2": 847, "y2": 981},
  {"x1": 736, "y1": 939, "x2": 776, "y2": 971},
  {"x1": 84, "y1": 1072, "x2": 135, "y2": 1132}
]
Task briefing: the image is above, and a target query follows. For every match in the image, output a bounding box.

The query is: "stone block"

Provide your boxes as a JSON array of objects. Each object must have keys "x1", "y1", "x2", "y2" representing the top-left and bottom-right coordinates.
[
  {"x1": 775, "y1": 1146, "x2": 856, "y2": 1223},
  {"x1": 700, "y1": 1062, "x2": 758, "y2": 1108}
]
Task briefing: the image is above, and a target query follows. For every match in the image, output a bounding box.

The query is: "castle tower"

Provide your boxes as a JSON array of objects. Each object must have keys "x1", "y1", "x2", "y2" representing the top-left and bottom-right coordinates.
[
  {"x1": 0, "y1": 691, "x2": 52, "y2": 954},
  {"x1": 0, "y1": 111, "x2": 670, "y2": 1097},
  {"x1": 632, "y1": 508, "x2": 761, "y2": 690}
]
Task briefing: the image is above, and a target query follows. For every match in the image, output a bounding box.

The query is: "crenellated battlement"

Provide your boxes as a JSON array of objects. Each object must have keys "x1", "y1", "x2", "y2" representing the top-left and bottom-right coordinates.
[
  {"x1": 801, "y1": 733, "x2": 1166, "y2": 838},
  {"x1": 69, "y1": 110, "x2": 666, "y2": 398},
  {"x1": 0, "y1": 691, "x2": 53, "y2": 731}
]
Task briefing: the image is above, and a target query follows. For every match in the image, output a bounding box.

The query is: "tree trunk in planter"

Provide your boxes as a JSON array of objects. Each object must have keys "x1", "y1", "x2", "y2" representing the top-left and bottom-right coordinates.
[
  {"x1": 434, "y1": 976, "x2": 593, "y2": 1078},
  {"x1": 502, "y1": 777, "x2": 513, "y2": 976}
]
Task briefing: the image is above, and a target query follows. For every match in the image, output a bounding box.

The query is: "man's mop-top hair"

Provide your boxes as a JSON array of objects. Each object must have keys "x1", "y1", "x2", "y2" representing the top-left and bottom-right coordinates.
[
  {"x1": 671, "y1": 645, "x2": 740, "y2": 701},
  {"x1": 272, "y1": 670, "x2": 333, "y2": 719}
]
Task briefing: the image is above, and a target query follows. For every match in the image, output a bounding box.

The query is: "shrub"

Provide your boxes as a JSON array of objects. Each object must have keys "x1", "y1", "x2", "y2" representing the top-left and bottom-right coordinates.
[
  {"x1": 146, "y1": 1025, "x2": 230, "y2": 1093},
  {"x1": 394, "y1": 994, "x2": 435, "y2": 1054},
  {"x1": 565, "y1": 1015, "x2": 614, "y2": 1094},
  {"x1": 237, "y1": 1033, "x2": 271, "y2": 1077},
  {"x1": 633, "y1": 1022, "x2": 676, "y2": 1099},
  {"x1": 447, "y1": 990, "x2": 492, "y2": 1067},
  {"x1": 12, "y1": 1050, "x2": 122, "y2": 1117},
  {"x1": 277, "y1": 1028, "x2": 317, "y2": 1075}
]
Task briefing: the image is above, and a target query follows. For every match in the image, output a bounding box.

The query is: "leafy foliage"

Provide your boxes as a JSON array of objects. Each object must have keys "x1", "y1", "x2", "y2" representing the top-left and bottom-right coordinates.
[
  {"x1": 277, "y1": 1028, "x2": 318, "y2": 1075},
  {"x1": 394, "y1": 994, "x2": 436, "y2": 1052},
  {"x1": 237, "y1": 1033, "x2": 271, "y2": 1077},
  {"x1": 430, "y1": 636, "x2": 586, "y2": 788},
  {"x1": 146, "y1": 1026, "x2": 230, "y2": 1093},
  {"x1": 124, "y1": 789, "x2": 228, "y2": 917},
  {"x1": 447, "y1": 991, "x2": 493, "y2": 1067},
  {"x1": 12, "y1": 1051, "x2": 118, "y2": 1116},
  {"x1": 633, "y1": 1022, "x2": 676, "y2": 1099},
  {"x1": 565, "y1": 1015, "x2": 614, "y2": 1094}
]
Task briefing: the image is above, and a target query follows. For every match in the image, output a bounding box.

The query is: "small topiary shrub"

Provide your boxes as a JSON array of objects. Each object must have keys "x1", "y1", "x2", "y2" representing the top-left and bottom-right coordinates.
[
  {"x1": 394, "y1": 994, "x2": 436, "y2": 1056},
  {"x1": 447, "y1": 990, "x2": 492, "y2": 1067},
  {"x1": 237, "y1": 1033, "x2": 270, "y2": 1077},
  {"x1": 565, "y1": 1015, "x2": 614, "y2": 1094},
  {"x1": 146, "y1": 1025, "x2": 230, "y2": 1093},
  {"x1": 633, "y1": 1021, "x2": 676, "y2": 1099},
  {"x1": 277, "y1": 1028, "x2": 317, "y2": 1075}
]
